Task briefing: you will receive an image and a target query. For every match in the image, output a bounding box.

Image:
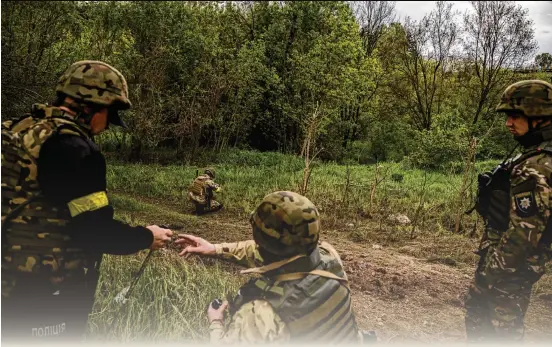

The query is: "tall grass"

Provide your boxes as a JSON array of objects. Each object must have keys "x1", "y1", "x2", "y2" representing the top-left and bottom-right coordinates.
[
  {"x1": 85, "y1": 196, "x2": 247, "y2": 343},
  {"x1": 87, "y1": 149, "x2": 499, "y2": 341},
  {"x1": 106, "y1": 148, "x2": 499, "y2": 233},
  {"x1": 87, "y1": 252, "x2": 245, "y2": 343}
]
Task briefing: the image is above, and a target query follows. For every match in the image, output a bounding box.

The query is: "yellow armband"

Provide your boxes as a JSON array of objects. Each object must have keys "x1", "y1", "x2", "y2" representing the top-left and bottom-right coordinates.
[{"x1": 67, "y1": 191, "x2": 109, "y2": 217}]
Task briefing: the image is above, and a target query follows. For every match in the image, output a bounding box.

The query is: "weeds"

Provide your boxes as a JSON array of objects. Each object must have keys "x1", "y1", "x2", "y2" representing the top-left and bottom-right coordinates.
[
  {"x1": 106, "y1": 151, "x2": 499, "y2": 234},
  {"x1": 87, "y1": 149, "x2": 503, "y2": 341},
  {"x1": 86, "y1": 252, "x2": 246, "y2": 342}
]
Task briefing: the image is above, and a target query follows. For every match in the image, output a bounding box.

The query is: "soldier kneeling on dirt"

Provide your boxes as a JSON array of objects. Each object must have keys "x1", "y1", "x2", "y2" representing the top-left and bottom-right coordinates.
[
  {"x1": 188, "y1": 168, "x2": 223, "y2": 215},
  {"x1": 176, "y1": 191, "x2": 373, "y2": 344}
]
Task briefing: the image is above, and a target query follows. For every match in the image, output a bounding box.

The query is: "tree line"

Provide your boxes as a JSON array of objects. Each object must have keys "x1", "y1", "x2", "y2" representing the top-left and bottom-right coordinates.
[{"x1": 2, "y1": 1, "x2": 551, "y2": 168}]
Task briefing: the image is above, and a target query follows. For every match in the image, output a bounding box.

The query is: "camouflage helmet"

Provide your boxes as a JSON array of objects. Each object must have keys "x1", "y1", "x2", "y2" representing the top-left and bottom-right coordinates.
[
  {"x1": 496, "y1": 80, "x2": 552, "y2": 117},
  {"x1": 251, "y1": 191, "x2": 320, "y2": 257},
  {"x1": 56, "y1": 60, "x2": 132, "y2": 111},
  {"x1": 204, "y1": 168, "x2": 215, "y2": 179}
]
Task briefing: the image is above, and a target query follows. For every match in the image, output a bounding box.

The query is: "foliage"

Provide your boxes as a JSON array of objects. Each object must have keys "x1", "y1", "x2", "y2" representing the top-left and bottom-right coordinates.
[
  {"x1": 404, "y1": 113, "x2": 470, "y2": 170},
  {"x1": 2, "y1": 0, "x2": 551, "y2": 166},
  {"x1": 87, "y1": 150, "x2": 493, "y2": 342},
  {"x1": 535, "y1": 53, "x2": 552, "y2": 70}
]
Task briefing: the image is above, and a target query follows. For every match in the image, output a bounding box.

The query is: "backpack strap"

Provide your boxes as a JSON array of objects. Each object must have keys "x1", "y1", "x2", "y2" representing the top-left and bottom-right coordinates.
[
  {"x1": 510, "y1": 145, "x2": 552, "y2": 168},
  {"x1": 49, "y1": 116, "x2": 90, "y2": 138},
  {"x1": 1, "y1": 195, "x2": 40, "y2": 230},
  {"x1": 535, "y1": 145, "x2": 552, "y2": 156},
  {"x1": 273, "y1": 270, "x2": 350, "y2": 289}
]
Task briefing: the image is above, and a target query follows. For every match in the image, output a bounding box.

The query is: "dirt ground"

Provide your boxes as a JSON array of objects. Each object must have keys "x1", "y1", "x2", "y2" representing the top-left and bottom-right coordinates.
[
  {"x1": 340, "y1": 238, "x2": 552, "y2": 343},
  {"x1": 174, "y1": 212, "x2": 552, "y2": 343}
]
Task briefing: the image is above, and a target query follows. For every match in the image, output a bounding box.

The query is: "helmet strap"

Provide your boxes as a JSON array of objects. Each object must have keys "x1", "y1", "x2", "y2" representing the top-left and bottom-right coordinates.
[
  {"x1": 514, "y1": 122, "x2": 552, "y2": 148},
  {"x1": 527, "y1": 117, "x2": 534, "y2": 132},
  {"x1": 60, "y1": 100, "x2": 95, "y2": 128}
]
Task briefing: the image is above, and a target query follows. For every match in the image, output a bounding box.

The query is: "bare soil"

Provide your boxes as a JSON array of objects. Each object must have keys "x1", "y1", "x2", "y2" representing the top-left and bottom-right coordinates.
[{"x1": 182, "y1": 212, "x2": 552, "y2": 343}]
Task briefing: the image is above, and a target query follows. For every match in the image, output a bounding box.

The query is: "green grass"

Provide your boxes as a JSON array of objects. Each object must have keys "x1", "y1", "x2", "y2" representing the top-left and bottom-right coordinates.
[
  {"x1": 86, "y1": 193, "x2": 248, "y2": 343},
  {"x1": 106, "y1": 151, "x2": 499, "y2": 233},
  {"x1": 86, "y1": 149, "x2": 501, "y2": 341},
  {"x1": 87, "y1": 252, "x2": 246, "y2": 342},
  {"x1": 108, "y1": 193, "x2": 199, "y2": 227}
]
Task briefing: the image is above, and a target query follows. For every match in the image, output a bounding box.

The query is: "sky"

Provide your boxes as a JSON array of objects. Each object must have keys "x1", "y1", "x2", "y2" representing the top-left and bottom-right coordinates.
[{"x1": 394, "y1": 1, "x2": 552, "y2": 55}]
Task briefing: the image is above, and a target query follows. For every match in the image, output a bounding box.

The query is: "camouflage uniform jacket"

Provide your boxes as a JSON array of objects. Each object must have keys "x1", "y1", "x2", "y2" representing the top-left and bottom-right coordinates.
[
  {"x1": 209, "y1": 240, "x2": 359, "y2": 344},
  {"x1": 188, "y1": 174, "x2": 220, "y2": 205},
  {"x1": 483, "y1": 139, "x2": 552, "y2": 286}
]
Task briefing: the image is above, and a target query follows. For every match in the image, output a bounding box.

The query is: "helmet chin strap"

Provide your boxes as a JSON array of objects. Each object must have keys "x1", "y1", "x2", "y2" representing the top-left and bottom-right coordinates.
[
  {"x1": 528, "y1": 118, "x2": 534, "y2": 132},
  {"x1": 61, "y1": 100, "x2": 95, "y2": 128},
  {"x1": 527, "y1": 118, "x2": 548, "y2": 133},
  {"x1": 515, "y1": 118, "x2": 552, "y2": 148}
]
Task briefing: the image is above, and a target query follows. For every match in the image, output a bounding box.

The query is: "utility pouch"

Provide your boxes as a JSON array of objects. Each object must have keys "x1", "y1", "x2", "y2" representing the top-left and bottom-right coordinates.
[{"x1": 474, "y1": 163, "x2": 511, "y2": 231}]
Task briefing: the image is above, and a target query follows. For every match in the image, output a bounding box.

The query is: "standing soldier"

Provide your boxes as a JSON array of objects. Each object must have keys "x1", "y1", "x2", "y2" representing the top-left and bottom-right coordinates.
[
  {"x1": 176, "y1": 191, "x2": 363, "y2": 343},
  {"x1": 188, "y1": 168, "x2": 223, "y2": 215},
  {"x1": 465, "y1": 80, "x2": 552, "y2": 342},
  {"x1": 1, "y1": 60, "x2": 173, "y2": 343}
]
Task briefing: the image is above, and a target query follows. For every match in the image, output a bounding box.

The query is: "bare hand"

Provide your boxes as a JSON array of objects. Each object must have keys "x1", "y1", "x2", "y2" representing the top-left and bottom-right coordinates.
[
  {"x1": 175, "y1": 234, "x2": 216, "y2": 257},
  {"x1": 208, "y1": 300, "x2": 228, "y2": 323},
  {"x1": 147, "y1": 225, "x2": 173, "y2": 250}
]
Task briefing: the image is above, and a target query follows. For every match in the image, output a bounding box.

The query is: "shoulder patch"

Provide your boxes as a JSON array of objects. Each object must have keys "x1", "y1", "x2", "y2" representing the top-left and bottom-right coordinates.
[{"x1": 514, "y1": 191, "x2": 537, "y2": 218}]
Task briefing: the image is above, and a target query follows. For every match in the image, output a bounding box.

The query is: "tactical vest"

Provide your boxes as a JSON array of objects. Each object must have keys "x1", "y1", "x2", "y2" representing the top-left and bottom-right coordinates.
[
  {"x1": 230, "y1": 242, "x2": 359, "y2": 344},
  {"x1": 189, "y1": 174, "x2": 210, "y2": 197},
  {"x1": 1, "y1": 104, "x2": 94, "y2": 298},
  {"x1": 476, "y1": 143, "x2": 552, "y2": 233}
]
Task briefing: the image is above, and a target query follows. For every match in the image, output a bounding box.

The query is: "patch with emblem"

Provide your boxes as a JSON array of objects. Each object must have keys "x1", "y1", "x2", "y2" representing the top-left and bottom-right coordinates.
[{"x1": 514, "y1": 191, "x2": 537, "y2": 217}]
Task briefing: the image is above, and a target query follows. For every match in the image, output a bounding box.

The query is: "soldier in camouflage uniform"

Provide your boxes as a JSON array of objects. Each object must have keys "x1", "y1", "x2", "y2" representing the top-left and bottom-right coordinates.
[
  {"x1": 188, "y1": 168, "x2": 223, "y2": 215},
  {"x1": 465, "y1": 80, "x2": 552, "y2": 342},
  {"x1": 1, "y1": 61, "x2": 173, "y2": 343},
  {"x1": 176, "y1": 191, "x2": 362, "y2": 344}
]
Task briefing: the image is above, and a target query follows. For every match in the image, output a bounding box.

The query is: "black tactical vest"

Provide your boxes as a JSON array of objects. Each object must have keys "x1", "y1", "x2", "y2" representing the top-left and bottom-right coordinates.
[{"x1": 475, "y1": 141, "x2": 552, "y2": 233}]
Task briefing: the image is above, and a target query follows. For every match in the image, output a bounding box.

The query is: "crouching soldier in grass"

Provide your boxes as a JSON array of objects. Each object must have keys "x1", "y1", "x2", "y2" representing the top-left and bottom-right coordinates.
[
  {"x1": 176, "y1": 191, "x2": 365, "y2": 344},
  {"x1": 465, "y1": 80, "x2": 552, "y2": 342},
  {"x1": 188, "y1": 168, "x2": 223, "y2": 215}
]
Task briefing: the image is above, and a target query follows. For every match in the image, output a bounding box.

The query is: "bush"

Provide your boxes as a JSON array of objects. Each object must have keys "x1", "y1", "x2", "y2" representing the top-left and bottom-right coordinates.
[
  {"x1": 404, "y1": 113, "x2": 470, "y2": 169},
  {"x1": 344, "y1": 141, "x2": 377, "y2": 165},
  {"x1": 473, "y1": 123, "x2": 516, "y2": 160},
  {"x1": 214, "y1": 149, "x2": 304, "y2": 169}
]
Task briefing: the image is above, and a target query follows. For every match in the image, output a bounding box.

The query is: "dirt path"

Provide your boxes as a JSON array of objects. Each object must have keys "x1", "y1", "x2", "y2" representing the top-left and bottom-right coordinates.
[
  {"x1": 335, "y1": 238, "x2": 551, "y2": 343},
  {"x1": 181, "y1": 212, "x2": 552, "y2": 343}
]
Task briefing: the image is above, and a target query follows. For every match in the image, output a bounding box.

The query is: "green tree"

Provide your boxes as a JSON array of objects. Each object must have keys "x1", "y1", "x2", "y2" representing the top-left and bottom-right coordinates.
[
  {"x1": 535, "y1": 53, "x2": 552, "y2": 70},
  {"x1": 1, "y1": 1, "x2": 82, "y2": 119},
  {"x1": 462, "y1": 1, "x2": 538, "y2": 125}
]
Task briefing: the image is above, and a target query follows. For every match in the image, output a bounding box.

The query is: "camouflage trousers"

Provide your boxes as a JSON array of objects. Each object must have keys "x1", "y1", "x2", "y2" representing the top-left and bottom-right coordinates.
[
  {"x1": 464, "y1": 245, "x2": 546, "y2": 342},
  {"x1": 192, "y1": 199, "x2": 222, "y2": 215},
  {"x1": 188, "y1": 192, "x2": 222, "y2": 215}
]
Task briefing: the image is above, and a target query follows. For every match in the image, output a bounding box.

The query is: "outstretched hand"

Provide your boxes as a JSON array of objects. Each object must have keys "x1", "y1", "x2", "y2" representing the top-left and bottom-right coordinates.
[
  {"x1": 147, "y1": 225, "x2": 173, "y2": 250},
  {"x1": 175, "y1": 234, "x2": 216, "y2": 257}
]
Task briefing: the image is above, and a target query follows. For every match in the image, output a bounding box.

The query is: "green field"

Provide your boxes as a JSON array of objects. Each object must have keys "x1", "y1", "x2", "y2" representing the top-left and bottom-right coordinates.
[
  {"x1": 105, "y1": 148, "x2": 499, "y2": 231},
  {"x1": 84, "y1": 149, "x2": 498, "y2": 342}
]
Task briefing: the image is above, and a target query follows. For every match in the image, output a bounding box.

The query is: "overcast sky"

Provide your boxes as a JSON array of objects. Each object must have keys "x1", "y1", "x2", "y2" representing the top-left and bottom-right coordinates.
[{"x1": 394, "y1": 1, "x2": 552, "y2": 55}]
